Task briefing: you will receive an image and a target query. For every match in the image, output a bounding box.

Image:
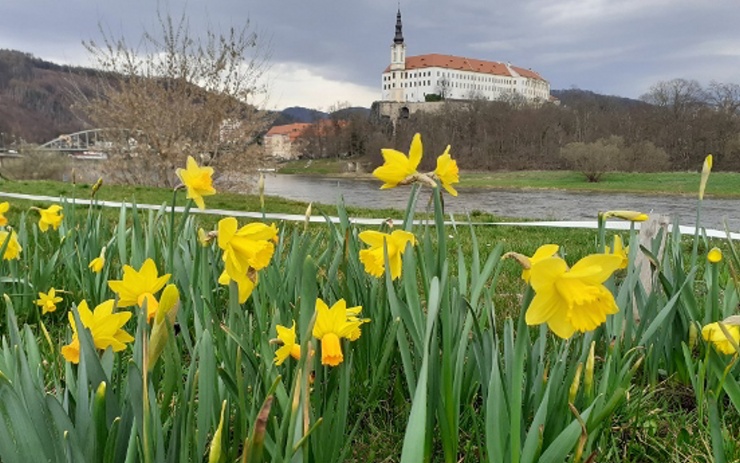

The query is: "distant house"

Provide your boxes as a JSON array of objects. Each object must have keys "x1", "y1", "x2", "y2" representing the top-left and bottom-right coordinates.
[{"x1": 264, "y1": 123, "x2": 311, "y2": 160}]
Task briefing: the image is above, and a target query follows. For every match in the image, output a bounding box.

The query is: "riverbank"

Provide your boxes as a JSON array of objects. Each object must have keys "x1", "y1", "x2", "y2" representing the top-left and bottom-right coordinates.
[{"x1": 277, "y1": 158, "x2": 739, "y2": 198}]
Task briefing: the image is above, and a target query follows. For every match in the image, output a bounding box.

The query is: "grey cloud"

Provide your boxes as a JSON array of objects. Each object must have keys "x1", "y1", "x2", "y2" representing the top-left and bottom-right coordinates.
[{"x1": 1, "y1": 0, "x2": 739, "y2": 105}]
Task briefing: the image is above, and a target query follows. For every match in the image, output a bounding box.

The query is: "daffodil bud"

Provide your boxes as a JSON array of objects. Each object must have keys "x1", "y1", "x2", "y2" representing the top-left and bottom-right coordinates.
[
  {"x1": 198, "y1": 228, "x2": 209, "y2": 247},
  {"x1": 707, "y1": 247, "x2": 722, "y2": 264},
  {"x1": 699, "y1": 154, "x2": 713, "y2": 200},
  {"x1": 689, "y1": 322, "x2": 698, "y2": 350},
  {"x1": 258, "y1": 172, "x2": 265, "y2": 209},
  {"x1": 208, "y1": 400, "x2": 227, "y2": 463},
  {"x1": 91, "y1": 177, "x2": 103, "y2": 197},
  {"x1": 584, "y1": 342, "x2": 595, "y2": 398},
  {"x1": 304, "y1": 202, "x2": 312, "y2": 231},
  {"x1": 156, "y1": 284, "x2": 180, "y2": 324},
  {"x1": 601, "y1": 210, "x2": 649, "y2": 222},
  {"x1": 147, "y1": 284, "x2": 180, "y2": 369},
  {"x1": 291, "y1": 369, "x2": 302, "y2": 414},
  {"x1": 569, "y1": 362, "x2": 583, "y2": 404},
  {"x1": 95, "y1": 381, "x2": 106, "y2": 402}
]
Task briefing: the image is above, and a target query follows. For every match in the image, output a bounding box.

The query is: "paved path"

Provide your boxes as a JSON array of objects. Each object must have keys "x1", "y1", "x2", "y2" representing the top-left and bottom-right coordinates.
[{"x1": 2, "y1": 190, "x2": 737, "y2": 240}]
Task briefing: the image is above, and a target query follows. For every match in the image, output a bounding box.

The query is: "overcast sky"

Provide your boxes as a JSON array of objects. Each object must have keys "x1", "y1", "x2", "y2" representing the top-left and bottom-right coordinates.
[{"x1": 2, "y1": 0, "x2": 740, "y2": 110}]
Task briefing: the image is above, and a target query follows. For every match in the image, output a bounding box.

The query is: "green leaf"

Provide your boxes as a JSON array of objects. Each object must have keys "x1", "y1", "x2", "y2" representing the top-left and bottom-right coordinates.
[{"x1": 400, "y1": 277, "x2": 442, "y2": 463}]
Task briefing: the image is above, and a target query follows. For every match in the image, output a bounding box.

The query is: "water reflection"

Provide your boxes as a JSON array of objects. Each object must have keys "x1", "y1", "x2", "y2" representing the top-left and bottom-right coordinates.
[{"x1": 263, "y1": 174, "x2": 740, "y2": 231}]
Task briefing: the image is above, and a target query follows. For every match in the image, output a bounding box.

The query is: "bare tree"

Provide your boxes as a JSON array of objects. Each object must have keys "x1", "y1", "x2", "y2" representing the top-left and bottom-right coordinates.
[
  {"x1": 706, "y1": 81, "x2": 740, "y2": 115},
  {"x1": 436, "y1": 77, "x2": 451, "y2": 100},
  {"x1": 640, "y1": 78, "x2": 706, "y2": 115},
  {"x1": 76, "y1": 8, "x2": 271, "y2": 186}
]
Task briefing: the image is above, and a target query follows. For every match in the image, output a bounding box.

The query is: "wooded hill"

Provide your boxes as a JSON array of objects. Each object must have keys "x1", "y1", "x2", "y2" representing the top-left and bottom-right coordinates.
[
  {"x1": 0, "y1": 49, "x2": 371, "y2": 146},
  {"x1": 0, "y1": 49, "x2": 96, "y2": 145}
]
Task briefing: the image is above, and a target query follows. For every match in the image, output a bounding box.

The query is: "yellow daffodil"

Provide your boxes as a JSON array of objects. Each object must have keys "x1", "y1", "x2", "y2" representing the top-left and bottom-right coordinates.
[
  {"x1": 218, "y1": 268, "x2": 257, "y2": 303},
  {"x1": 0, "y1": 201, "x2": 9, "y2": 226},
  {"x1": 274, "y1": 321, "x2": 301, "y2": 365},
  {"x1": 61, "y1": 299, "x2": 134, "y2": 364},
  {"x1": 700, "y1": 154, "x2": 713, "y2": 200},
  {"x1": 176, "y1": 155, "x2": 216, "y2": 210},
  {"x1": 702, "y1": 321, "x2": 740, "y2": 355},
  {"x1": 217, "y1": 217, "x2": 278, "y2": 279},
  {"x1": 36, "y1": 288, "x2": 63, "y2": 314},
  {"x1": 708, "y1": 247, "x2": 722, "y2": 264},
  {"x1": 0, "y1": 230, "x2": 21, "y2": 260},
  {"x1": 600, "y1": 210, "x2": 649, "y2": 222},
  {"x1": 358, "y1": 229, "x2": 416, "y2": 280},
  {"x1": 37, "y1": 204, "x2": 64, "y2": 232},
  {"x1": 514, "y1": 244, "x2": 560, "y2": 283},
  {"x1": 373, "y1": 133, "x2": 423, "y2": 189},
  {"x1": 89, "y1": 247, "x2": 106, "y2": 273},
  {"x1": 526, "y1": 254, "x2": 623, "y2": 339},
  {"x1": 433, "y1": 146, "x2": 459, "y2": 196},
  {"x1": 345, "y1": 306, "x2": 370, "y2": 341},
  {"x1": 108, "y1": 258, "x2": 171, "y2": 322},
  {"x1": 312, "y1": 298, "x2": 365, "y2": 366},
  {"x1": 605, "y1": 235, "x2": 629, "y2": 269}
]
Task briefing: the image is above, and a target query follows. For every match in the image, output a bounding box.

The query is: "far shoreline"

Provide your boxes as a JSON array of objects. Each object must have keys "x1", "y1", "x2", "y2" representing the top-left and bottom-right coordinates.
[{"x1": 272, "y1": 162, "x2": 740, "y2": 199}]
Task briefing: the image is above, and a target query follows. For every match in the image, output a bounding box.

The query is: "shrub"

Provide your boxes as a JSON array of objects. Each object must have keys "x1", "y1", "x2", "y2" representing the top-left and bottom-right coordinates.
[
  {"x1": 1, "y1": 147, "x2": 70, "y2": 181},
  {"x1": 620, "y1": 140, "x2": 670, "y2": 172},
  {"x1": 560, "y1": 136, "x2": 624, "y2": 182}
]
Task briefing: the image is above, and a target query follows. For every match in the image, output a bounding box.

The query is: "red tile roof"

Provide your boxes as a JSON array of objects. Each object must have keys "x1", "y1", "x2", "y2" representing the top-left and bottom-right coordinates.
[
  {"x1": 265, "y1": 123, "x2": 311, "y2": 142},
  {"x1": 383, "y1": 53, "x2": 545, "y2": 81}
]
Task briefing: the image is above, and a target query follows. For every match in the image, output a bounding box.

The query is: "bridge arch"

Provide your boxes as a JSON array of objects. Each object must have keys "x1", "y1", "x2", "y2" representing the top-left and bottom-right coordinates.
[{"x1": 39, "y1": 128, "x2": 121, "y2": 155}]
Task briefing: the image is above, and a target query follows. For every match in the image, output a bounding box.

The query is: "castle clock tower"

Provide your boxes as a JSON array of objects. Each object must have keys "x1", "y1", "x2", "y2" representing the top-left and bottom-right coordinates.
[{"x1": 389, "y1": 8, "x2": 406, "y2": 102}]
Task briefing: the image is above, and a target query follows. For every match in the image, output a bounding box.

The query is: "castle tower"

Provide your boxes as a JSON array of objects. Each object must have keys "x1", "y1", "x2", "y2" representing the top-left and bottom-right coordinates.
[{"x1": 389, "y1": 7, "x2": 406, "y2": 102}]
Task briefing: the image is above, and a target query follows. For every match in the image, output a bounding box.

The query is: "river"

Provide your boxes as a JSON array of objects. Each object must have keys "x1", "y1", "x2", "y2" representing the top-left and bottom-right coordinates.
[{"x1": 262, "y1": 174, "x2": 740, "y2": 231}]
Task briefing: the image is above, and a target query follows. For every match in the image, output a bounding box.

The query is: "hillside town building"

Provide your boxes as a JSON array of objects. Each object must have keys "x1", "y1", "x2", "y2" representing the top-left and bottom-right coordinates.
[
  {"x1": 263, "y1": 123, "x2": 310, "y2": 160},
  {"x1": 380, "y1": 9, "x2": 550, "y2": 104}
]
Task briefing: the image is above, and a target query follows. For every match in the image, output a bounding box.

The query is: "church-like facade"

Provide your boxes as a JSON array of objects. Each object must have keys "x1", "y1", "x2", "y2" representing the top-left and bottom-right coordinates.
[{"x1": 380, "y1": 10, "x2": 551, "y2": 104}]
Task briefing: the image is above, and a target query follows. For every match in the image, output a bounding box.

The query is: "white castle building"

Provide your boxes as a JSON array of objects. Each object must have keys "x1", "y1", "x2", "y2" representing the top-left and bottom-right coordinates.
[{"x1": 380, "y1": 9, "x2": 551, "y2": 104}]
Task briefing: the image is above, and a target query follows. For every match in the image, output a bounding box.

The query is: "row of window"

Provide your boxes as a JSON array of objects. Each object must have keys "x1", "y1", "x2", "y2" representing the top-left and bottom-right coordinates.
[
  {"x1": 382, "y1": 82, "x2": 543, "y2": 98},
  {"x1": 383, "y1": 70, "x2": 433, "y2": 81},
  {"x1": 437, "y1": 71, "x2": 515, "y2": 86},
  {"x1": 382, "y1": 80, "x2": 432, "y2": 90},
  {"x1": 383, "y1": 71, "x2": 520, "y2": 87}
]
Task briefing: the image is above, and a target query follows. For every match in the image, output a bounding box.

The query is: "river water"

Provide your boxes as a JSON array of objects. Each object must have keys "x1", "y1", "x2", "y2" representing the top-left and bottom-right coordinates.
[{"x1": 262, "y1": 174, "x2": 740, "y2": 231}]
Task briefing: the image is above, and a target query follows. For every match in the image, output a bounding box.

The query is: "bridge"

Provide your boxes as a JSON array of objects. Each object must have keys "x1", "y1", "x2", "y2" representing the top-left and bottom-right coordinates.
[{"x1": 39, "y1": 129, "x2": 117, "y2": 159}]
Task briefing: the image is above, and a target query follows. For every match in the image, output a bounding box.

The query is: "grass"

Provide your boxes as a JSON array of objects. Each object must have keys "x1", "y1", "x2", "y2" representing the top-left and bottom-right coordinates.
[
  {"x1": 0, "y1": 177, "x2": 726, "y2": 315},
  {"x1": 275, "y1": 159, "x2": 740, "y2": 198},
  {"x1": 1, "y1": 177, "x2": 736, "y2": 462},
  {"x1": 460, "y1": 171, "x2": 739, "y2": 198}
]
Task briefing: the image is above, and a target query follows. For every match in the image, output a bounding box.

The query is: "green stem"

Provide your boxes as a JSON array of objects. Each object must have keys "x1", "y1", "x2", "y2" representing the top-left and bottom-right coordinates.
[
  {"x1": 166, "y1": 188, "x2": 184, "y2": 272},
  {"x1": 690, "y1": 199, "x2": 703, "y2": 268}
]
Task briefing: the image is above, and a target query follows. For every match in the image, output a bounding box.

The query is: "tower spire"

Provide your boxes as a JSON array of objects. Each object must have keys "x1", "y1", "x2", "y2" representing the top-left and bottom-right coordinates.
[{"x1": 393, "y1": 6, "x2": 404, "y2": 44}]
